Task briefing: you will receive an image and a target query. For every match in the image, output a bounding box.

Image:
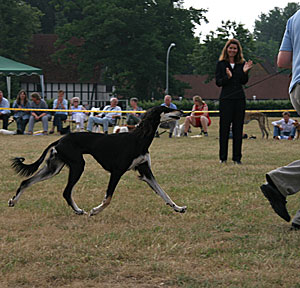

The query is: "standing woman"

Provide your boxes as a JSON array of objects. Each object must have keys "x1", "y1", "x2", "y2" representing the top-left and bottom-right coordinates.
[{"x1": 216, "y1": 39, "x2": 253, "y2": 164}]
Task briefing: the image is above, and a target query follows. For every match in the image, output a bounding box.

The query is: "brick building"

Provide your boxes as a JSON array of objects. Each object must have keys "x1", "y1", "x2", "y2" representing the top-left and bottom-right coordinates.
[{"x1": 175, "y1": 62, "x2": 290, "y2": 100}]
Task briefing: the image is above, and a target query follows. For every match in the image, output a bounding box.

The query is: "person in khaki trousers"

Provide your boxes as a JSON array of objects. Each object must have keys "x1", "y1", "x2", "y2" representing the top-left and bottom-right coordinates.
[{"x1": 260, "y1": 10, "x2": 300, "y2": 230}]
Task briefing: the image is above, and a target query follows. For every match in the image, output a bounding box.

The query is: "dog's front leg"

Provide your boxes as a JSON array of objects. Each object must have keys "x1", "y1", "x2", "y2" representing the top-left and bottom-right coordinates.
[
  {"x1": 136, "y1": 162, "x2": 187, "y2": 213},
  {"x1": 89, "y1": 173, "x2": 122, "y2": 216}
]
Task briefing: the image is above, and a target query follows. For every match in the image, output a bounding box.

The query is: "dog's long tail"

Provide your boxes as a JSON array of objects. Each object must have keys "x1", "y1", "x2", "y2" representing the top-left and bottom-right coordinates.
[{"x1": 11, "y1": 140, "x2": 60, "y2": 177}]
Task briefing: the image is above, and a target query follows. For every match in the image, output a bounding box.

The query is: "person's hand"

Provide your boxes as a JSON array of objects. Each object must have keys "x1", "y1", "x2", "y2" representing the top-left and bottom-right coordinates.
[
  {"x1": 34, "y1": 115, "x2": 39, "y2": 120},
  {"x1": 226, "y1": 67, "x2": 232, "y2": 79},
  {"x1": 243, "y1": 60, "x2": 253, "y2": 73}
]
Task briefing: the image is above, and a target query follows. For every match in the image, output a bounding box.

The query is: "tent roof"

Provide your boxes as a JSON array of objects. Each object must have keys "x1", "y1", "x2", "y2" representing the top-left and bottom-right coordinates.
[{"x1": 0, "y1": 56, "x2": 42, "y2": 76}]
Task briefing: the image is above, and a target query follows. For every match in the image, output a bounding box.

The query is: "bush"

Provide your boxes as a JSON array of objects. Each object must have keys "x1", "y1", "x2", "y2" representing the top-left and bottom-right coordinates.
[{"x1": 138, "y1": 99, "x2": 296, "y2": 117}]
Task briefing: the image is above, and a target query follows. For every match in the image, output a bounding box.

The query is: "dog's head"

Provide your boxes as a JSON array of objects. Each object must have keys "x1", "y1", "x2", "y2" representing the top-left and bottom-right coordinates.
[
  {"x1": 141, "y1": 106, "x2": 182, "y2": 124},
  {"x1": 293, "y1": 120, "x2": 300, "y2": 128},
  {"x1": 158, "y1": 106, "x2": 182, "y2": 124}
]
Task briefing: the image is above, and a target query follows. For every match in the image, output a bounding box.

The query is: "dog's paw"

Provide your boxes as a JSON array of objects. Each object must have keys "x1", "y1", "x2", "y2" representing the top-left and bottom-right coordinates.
[
  {"x1": 74, "y1": 209, "x2": 87, "y2": 215},
  {"x1": 88, "y1": 208, "x2": 97, "y2": 217},
  {"x1": 8, "y1": 198, "x2": 15, "y2": 207},
  {"x1": 169, "y1": 203, "x2": 187, "y2": 213},
  {"x1": 174, "y1": 205, "x2": 187, "y2": 213},
  {"x1": 179, "y1": 206, "x2": 187, "y2": 213}
]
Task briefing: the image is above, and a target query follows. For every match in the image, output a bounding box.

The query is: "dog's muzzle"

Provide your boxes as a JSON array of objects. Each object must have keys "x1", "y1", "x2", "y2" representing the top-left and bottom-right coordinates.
[{"x1": 161, "y1": 111, "x2": 182, "y2": 122}]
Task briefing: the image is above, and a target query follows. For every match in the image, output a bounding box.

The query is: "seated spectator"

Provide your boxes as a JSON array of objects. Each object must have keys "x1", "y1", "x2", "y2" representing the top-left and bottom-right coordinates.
[
  {"x1": 50, "y1": 90, "x2": 68, "y2": 134},
  {"x1": 13, "y1": 90, "x2": 31, "y2": 134},
  {"x1": 71, "y1": 97, "x2": 87, "y2": 132},
  {"x1": 158, "y1": 95, "x2": 177, "y2": 138},
  {"x1": 28, "y1": 92, "x2": 51, "y2": 135},
  {"x1": 183, "y1": 95, "x2": 211, "y2": 137},
  {"x1": 87, "y1": 97, "x2": 121, "y2": 134},
  {"x1": 0, "y1": 90, "x2": 11, "y2": 130},
  {"x1": 126, "y1": 97, "x2": 143, "y2": 126},
  {"x1": 272, "y1": 111, "x2": 296, "y2": 140}
]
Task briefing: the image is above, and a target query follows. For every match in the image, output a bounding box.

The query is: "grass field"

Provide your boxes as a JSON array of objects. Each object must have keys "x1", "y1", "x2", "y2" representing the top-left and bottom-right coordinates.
[{"x1": 1, "y1": 118, "x2": 300, "y2": 288}]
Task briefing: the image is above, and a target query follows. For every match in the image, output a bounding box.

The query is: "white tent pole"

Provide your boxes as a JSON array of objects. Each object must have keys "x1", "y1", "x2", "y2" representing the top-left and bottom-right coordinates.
[
  {"x1": 40, "y1": 74, "x2": 45, "y2": 99},
  {"x1": 6, "y1": 76, "x2": 11, "y2": 100}
]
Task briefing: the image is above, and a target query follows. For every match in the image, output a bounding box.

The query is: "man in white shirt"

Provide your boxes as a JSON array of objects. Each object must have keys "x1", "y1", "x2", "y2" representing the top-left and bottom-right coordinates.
[
  {"x1": 156, "y1": 95, "x2": 177, "y2": 138},
  {"x1": 272, "y1": 111, "x2": 296, "y2": 140},
  {"x1": 87, "y1": 97, "x2": 121, "y2": 134}
]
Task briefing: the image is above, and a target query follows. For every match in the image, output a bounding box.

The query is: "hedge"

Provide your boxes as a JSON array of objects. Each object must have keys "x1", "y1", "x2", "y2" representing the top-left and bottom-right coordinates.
[{"x1": 138, "y1": 99, "x2": 296, "y2": 117}]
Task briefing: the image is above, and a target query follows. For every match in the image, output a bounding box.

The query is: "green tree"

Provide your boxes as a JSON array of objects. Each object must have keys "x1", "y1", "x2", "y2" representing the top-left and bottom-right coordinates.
[
  {"x1": 0, "y1": 0, "x2": 41, "y2": 61},
  {"x1": 189, "y1": 21, "x2": 255, "y2": 81},
  {"x1": 0, "y1": 0, "x2": 41, "y2": 97},
  {"x1": 25, "y1": 0, "x2": 56, "y2": 33},
  {"x1": 254, "y1": 2, "x2": 300, "y2": 66},
  {"x1": 52, "y1": 0, "x2": 207, "y2": 100}
]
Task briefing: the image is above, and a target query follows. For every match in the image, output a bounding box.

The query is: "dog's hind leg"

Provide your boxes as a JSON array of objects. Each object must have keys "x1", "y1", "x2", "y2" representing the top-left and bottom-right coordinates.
[
  {"x1": 63, "y1": 159, "x2": 86, "y2": 215},
  {"x1": 89, "y1": 173, "x2": 122, "y2": 216},
  {"x1": 257, "y1": 119, "x2": 267, "y2": 139},
  {"x1": 8, "y1": 150, "x2": 64, "y2": 207},
  {"x1": 136, "y1": 162, "x2": 187, "y2": 213}
]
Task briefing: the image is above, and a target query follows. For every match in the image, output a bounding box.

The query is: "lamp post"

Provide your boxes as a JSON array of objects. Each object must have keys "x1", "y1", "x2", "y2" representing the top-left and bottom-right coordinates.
[{"x1": 165, "y1": 43, "x2": 175, "y2": 95}]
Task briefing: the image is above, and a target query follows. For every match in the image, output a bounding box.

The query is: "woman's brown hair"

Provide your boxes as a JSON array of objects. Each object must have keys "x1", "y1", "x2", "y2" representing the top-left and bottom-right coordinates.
[
  {"x1": 193, "y1": 95, "x2": 205, "y2": 106},
  {"x1": 219, "y1": 38, "x2": 245, "y2": 64},
  {"x1": 16, "y1": 89, "x2": 28, "y2": 105}
]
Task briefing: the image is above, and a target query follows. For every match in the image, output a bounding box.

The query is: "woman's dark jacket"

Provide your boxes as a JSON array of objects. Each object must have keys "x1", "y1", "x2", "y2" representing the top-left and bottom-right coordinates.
[{"x1": 215, "y1": 60, "x2": 249, "y2": 100}]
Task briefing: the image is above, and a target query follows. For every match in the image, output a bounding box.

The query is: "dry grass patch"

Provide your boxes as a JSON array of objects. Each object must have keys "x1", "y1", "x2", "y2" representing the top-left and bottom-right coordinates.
[{"x1": 1, "y1": 118, "x2": 300, "y2": 287}]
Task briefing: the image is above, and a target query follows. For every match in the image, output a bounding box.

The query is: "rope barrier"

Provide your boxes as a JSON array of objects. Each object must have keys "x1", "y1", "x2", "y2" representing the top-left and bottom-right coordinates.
[{"x1": 0, "y1": 107, "x2": 297, "y2": 114}]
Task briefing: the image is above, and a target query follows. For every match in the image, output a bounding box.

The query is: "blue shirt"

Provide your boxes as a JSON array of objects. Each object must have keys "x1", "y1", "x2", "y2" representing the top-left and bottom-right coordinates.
[
  {"x1": 280, "y1": 10, "x2": 300, "y2": 93},
  {"x1": 53, "y1": 99, "x2": 68, "y2": 116},
  {"x1": 0, "y1": 97, "x2": 10, "y2": 114},
  {"x1": 161, "y1": 102, "x2": 177, "y2": 109},
  {"x1": 13, "y1": 100, "x2": 31, "y2": 119}
]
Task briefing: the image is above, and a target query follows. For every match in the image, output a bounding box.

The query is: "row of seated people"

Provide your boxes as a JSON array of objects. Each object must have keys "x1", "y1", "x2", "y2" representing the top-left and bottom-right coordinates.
[
  {"x1": 0, "y1": 89, "x2": 71, "y2": 135},
  {"x1": 0, "y1": 88, "x2": 211, "y2": 136},
  {"x1": 86, "y1": 97, "x2": 143, "y2": 134},
  {"x1": 0, "y1": 89, "x2": 144, "y2": 135}
]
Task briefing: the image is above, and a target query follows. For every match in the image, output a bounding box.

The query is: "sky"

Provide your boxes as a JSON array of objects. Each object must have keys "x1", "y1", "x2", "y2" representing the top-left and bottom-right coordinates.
[{"x1": 183, "y1": 0, "x2": 294, "y2": 38}]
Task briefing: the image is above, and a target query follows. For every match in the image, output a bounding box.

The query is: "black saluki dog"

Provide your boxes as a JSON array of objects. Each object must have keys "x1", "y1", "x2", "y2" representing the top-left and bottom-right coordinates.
[{"x1": 8, "y1": 106, "x2": 187, "y2": 216}]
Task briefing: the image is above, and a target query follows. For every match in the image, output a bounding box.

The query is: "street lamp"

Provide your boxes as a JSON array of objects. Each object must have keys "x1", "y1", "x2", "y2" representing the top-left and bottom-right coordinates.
[{"x1": 165, "y1": 43, "x2": 176, "y2": 95}]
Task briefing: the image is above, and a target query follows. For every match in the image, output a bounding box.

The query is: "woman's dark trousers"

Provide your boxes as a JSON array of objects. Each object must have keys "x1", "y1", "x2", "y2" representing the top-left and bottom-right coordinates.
[
  {"x1": 219, "y1": 98, "x2": 246, "y2": 162},
  {"x1": 15, "y1": 117, "x2": 29, "y2": 134}
]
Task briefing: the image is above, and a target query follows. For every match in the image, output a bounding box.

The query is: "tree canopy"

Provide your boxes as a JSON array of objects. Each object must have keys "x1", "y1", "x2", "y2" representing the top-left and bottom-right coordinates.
[
  {"x1": 52, "y1": 0, "x2": 207, "y2": 99},
  {"x1": 0, "y1": 0, "x2": 41, "y2": 61},
  {"x1": 253, "y1": 2, "x2": 300, "y2": 67},
  {"x1": 0, "y1": 0, "x2": 42, "y2": 96},
  {"x1": 1, "y1": 1, "x2": 298, "y2": 99},
  {"x1": 24, "y1": 0, "x2": 56, "y2": 33}
]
